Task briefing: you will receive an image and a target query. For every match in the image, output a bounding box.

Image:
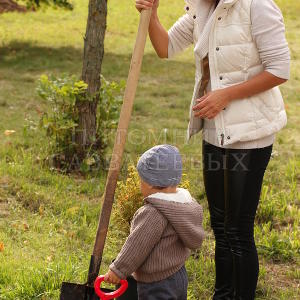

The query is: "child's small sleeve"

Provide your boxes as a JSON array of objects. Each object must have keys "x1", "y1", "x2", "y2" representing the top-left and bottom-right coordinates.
[{"x1": 109, "y1": 205, "x2": 167, "y2": 279}]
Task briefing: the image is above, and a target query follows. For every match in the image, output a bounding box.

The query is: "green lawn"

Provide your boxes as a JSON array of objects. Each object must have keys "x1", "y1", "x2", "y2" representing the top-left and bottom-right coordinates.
[{"x1": 0, "y1": 0, "x2": 299, "y2": 299}]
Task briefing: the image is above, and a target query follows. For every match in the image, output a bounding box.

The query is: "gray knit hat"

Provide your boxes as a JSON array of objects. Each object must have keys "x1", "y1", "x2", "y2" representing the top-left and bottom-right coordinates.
[{"x1": 137, "y1": 144, "x2": 182, "y2": 187}]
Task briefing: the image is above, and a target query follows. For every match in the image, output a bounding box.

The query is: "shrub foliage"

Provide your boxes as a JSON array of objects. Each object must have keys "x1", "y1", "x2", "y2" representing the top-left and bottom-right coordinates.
[
  {"x1": 114, "y1": 164, "x2": 191, "y2": 235},
  {"x1": 37, "y1": 74, "x2": 123, "y2": 172}
]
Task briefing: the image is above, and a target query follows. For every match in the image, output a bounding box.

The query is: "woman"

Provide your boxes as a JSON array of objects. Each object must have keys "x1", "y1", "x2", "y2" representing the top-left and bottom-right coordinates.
[{"x1": 135, "y1": 0, "x2": 290, "y2": 299}]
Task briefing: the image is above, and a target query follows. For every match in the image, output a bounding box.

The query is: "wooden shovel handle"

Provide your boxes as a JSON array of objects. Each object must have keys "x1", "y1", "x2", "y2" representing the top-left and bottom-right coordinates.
[{"x1": 87, "y1": 8, "x2": 152, "y2": 284}]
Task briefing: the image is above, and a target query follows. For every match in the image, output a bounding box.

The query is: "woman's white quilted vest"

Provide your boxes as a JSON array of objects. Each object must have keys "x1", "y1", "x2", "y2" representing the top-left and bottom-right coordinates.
[{"x1": 187, "y1": 0, "x2": 287, "y2": 145}]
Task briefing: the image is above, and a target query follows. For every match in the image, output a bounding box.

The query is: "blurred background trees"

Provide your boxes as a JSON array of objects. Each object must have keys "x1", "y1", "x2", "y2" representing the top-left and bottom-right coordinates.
[{"x1": 0, "y1": 0, "x2": 73, "y2": 13}]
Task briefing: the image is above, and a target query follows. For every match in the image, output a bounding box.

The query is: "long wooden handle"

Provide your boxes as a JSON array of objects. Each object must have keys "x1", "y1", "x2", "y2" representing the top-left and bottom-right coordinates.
[{"x1": 87, "y1": 9, "x2": 152, "y2": 284}]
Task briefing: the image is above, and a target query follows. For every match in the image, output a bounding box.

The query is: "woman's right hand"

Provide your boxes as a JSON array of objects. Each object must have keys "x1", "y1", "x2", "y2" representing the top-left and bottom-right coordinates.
[
  {"x1": 135, "y1": 0, "x2": 159, "y2": 13},
  {"x1": 136, "y1": 0, "x2": 167, "y2": 58}
]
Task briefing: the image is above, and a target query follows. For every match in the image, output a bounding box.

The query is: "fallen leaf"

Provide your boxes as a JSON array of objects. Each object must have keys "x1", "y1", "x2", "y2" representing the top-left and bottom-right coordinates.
[
  {"x1": 47, "y1": 255, "x2": 53, "y2": 262},
  {"x1": 39, "y1": 205, "x2": 44, "y2": 216},
  {"x1": 0, "y1": 242, "x2": 4, "y2": 252},
  {"x1": 4, "y1": 130, "x2": 16, "y2": 136},
  {"x1": 23, "y1": 223, "x2": 29, "y2": 230},
  {"x1": 67, "y1": 231, "x2": 75, "y2": 238}
]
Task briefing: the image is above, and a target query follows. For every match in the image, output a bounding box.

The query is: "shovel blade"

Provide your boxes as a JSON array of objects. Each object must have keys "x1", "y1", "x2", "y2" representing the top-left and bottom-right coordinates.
[
  {"x1": 60, "y1": 282, "x2": 100, "y2": 300},
  {"x1": 60, "y1": 276, "x2": 138, "y2": 300}
]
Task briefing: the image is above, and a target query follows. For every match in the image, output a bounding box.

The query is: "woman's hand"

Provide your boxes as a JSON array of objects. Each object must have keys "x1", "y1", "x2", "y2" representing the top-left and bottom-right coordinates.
[
  {"x1": 135, "y1": 0, "x2": 167, "y2": 58},
  {"x1": 135, "y1": 0, "x2": 159, "y2": 13},
  {"x1": 192, "y1": 89, "x2": 231, "y2": 119},
  {"x1": 192, "y1": 71, "x2": 287, "y2": 120},
  {"x1": 104, "y1": 270, "x2": 121, "y2": 284}
]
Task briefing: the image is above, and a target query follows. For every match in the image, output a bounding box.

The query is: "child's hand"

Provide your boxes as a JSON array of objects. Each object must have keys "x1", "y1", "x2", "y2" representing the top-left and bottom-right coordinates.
[{"x1": 104, "y1": 270, "x2": 121, "y2": 284}]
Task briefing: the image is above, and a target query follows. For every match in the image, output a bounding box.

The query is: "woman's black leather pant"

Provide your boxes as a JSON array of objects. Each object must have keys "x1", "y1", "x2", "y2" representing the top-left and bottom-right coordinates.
[{"x1": 202, "y1": 140, "x2": 273, "y2": 300}]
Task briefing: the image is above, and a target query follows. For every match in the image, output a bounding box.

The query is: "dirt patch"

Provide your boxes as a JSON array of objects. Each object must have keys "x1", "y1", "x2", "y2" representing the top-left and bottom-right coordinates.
[
  {"x1": 264, "y1": 262, "x2": 300, "y2": 291},
  {"x1": 0, "y1": 202, "x2": 9, "y2": 217},
  {"x1": 0, "y1": 176, "x2": 10, "y2": 188},
  {"x1": 0, "y1": 0, "x2": 27, "y2": 14}
]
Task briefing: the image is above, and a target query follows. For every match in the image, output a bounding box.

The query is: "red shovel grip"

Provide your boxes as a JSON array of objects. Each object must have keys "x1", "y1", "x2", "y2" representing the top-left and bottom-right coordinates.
[{"x1": 94, "y1": 275, "x2": 128, "y2": 300}]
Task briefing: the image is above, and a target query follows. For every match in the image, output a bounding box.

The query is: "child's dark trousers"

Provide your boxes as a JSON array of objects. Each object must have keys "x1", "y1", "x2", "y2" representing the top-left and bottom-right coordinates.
[{"x1": 137, "y1": 265, "x2": 188, "y2": 300}]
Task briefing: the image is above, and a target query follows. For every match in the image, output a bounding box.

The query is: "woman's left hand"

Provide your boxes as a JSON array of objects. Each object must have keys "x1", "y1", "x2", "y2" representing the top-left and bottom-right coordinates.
[{"x1": 192, "y1": 89, "x2": 231, "y2": 119}]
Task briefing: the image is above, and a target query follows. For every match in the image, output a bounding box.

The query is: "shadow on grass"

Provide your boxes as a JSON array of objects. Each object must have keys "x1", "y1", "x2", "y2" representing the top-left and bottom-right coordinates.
[
  {"x1": 0, "y1": 40, "x2": 195, "y2": 80},
  {"x1": 0, "y1": 40, "x2": 83, "y2": 75}
]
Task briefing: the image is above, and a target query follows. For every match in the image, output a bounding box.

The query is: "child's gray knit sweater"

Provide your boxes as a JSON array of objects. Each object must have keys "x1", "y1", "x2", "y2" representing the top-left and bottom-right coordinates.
[{"x1": 109, "y1": 188, "x2": 205, "y2": 283}]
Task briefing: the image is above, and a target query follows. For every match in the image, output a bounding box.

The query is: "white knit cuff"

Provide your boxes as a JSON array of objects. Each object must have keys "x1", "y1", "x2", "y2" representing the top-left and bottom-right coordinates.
[
  {"x1": 167, "y1": 33, "x2": 175, "y2": 59},
  {"x1": 265, "y1": 65, "x2": 290, "y2": 80}
]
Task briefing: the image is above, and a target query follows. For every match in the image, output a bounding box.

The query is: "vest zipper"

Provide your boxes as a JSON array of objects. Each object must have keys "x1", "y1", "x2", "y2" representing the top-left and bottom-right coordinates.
[
  {"x1": 208, "y1": 4, "x2": 227, "y2": 147},
  {"x1": 221, "y1": 133, "x2": 224, "y2": 146}
]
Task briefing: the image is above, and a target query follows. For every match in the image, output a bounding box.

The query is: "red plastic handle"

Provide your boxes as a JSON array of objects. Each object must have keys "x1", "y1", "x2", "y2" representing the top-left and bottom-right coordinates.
[{"x1": 94, "y1": 275, "x2": 128, "y2": 300}]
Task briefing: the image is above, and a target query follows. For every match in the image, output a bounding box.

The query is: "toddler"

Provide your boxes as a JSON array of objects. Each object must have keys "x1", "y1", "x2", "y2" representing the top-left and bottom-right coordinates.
[{"x1": 104, "y1": 144, "x2": 205, "y2": 300}]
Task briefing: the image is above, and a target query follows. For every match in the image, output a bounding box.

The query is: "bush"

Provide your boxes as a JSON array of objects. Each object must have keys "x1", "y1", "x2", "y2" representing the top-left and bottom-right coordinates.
[
  {"x1": 113, "y1": 164, "x2": 191, "y2": 235},
  {"x1": 36, "y1": 74, "x2": 124, "y2": 172}
]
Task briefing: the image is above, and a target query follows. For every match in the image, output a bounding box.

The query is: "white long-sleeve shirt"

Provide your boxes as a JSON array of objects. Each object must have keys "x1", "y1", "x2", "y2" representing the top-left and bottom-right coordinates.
[{"x1": 250, "y1": 0, "x2": 290, "y2": 80}]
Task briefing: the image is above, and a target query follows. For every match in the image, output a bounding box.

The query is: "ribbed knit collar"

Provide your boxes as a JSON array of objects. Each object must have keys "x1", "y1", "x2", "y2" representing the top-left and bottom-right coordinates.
[{"x1": 193, "y1": 0, "x2": 239, "y2": 59}]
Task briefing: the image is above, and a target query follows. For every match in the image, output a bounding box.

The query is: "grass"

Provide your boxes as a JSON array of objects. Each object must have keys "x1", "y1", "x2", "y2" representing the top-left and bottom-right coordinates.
[{"x1": 0, "y1": 0, "x2": 299, "y2": 299}]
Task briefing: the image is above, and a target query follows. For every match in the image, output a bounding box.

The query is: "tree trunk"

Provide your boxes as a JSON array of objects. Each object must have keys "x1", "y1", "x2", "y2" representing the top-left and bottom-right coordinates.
[
  {"x1": 75, "y1": 0, "x2": 107, "y2": 160},
  {"x1": 0, "y1": 0, "x2": 27, "y2": 13}
]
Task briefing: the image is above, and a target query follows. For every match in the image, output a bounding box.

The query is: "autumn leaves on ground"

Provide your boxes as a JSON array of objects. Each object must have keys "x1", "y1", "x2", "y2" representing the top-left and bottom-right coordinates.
[{"x1": 0, "y1": 0, "x2": 299, "y2": 299}]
